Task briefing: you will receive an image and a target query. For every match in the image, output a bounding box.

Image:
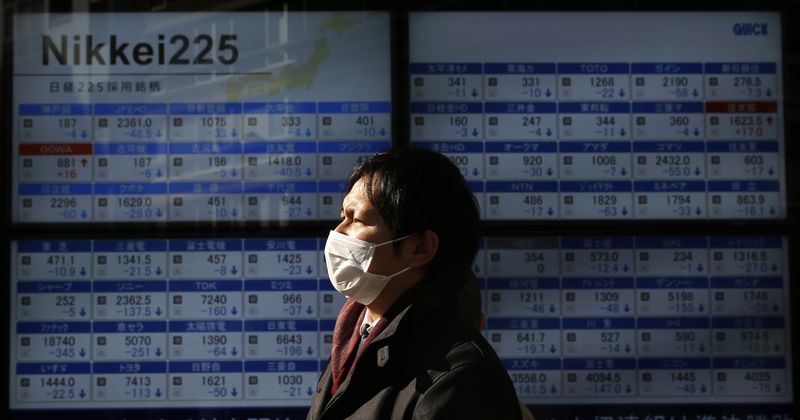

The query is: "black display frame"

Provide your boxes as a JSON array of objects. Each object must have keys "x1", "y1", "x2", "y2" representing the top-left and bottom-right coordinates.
[{"x1": 2, "y1": 0, "x2": 797, "y2": 419}]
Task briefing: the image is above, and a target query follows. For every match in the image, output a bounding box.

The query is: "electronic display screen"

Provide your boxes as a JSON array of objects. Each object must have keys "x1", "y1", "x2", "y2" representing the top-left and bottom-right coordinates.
[
  {"x1": 409, "y1": 12, "x2": 785, "y2": 220},
  {"x1": 8, "y1": 236, "x2": 792, "y2": 410},
  {"x1": 12, "y1": 12, "x2": 391, "y2": 223},
  {"x1": 5, "y1": 8, "x2": 795, "y2": 420}
]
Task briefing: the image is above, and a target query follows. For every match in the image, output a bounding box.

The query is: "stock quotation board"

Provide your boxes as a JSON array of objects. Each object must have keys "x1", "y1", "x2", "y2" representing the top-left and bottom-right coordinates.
[
  {"x1": 8, "y1": 236, "x2": 791, "y2": 409},
  {"x1": 12, "y1": 12, "x2": 391, "y2": 223},
  {"x1": 410, "y1": 12, "x2": 785, "y2": 220}
]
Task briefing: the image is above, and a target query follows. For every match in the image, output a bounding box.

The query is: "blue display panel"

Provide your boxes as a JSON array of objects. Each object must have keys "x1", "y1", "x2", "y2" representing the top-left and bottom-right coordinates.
[
  {"x1": 482, "y1": 236, "x2": 791, "y2": 404},
  {"x1": 9, "y1": 236, "x2": 791, "y2": 409},
  {"x1": 12, "y1": 12, "x2": 391, "y2": 223},
  {"x1": 410, "y1": 12, "x2": 785, "y2": 220},
  {"x1": 10, "y1": 238, "x2": 342, "y2": 409}
]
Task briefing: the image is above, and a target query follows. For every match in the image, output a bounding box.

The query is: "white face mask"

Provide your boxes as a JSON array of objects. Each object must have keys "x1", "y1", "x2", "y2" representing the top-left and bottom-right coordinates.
[{"x1": 324, "y1": 230, "x2": 412, "y2": 305}]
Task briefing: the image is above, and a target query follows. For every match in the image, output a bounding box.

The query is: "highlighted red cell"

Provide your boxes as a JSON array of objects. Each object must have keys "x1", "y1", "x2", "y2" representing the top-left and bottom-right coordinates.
[
  {"x1": 705, "y1": 102, "x2": 777, "y2": 113},
  {"x1": 19, "y1": 143, "x2": 93, "y2": 155}
]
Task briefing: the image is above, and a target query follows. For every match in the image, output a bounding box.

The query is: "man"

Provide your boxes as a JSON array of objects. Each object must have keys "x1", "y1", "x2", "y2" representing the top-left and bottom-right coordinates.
[{"x1": 308, "y1": 147, "x2": 521, "y2": 419}]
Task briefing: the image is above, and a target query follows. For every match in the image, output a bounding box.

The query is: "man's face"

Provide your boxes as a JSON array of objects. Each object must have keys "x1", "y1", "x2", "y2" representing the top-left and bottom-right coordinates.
[{"x1": 336, "y1": 177, "x2": 407, "y2": 276}]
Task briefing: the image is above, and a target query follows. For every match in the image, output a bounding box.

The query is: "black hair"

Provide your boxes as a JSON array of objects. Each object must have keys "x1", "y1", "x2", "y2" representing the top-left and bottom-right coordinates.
[{"x1": 345, "y1": 146, "x2": 480, "y2": 290}]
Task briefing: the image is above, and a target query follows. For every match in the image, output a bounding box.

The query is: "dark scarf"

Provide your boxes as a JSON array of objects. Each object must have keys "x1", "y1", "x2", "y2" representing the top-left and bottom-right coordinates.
[{"x1": 329, "y1": 299, "x2": 388, "y2": 395}]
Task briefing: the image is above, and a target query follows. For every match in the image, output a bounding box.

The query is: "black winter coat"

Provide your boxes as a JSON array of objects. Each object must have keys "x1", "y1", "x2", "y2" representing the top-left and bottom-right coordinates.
[{"x1": 307, "y1": 281, "x2": 522, "y2": 420}]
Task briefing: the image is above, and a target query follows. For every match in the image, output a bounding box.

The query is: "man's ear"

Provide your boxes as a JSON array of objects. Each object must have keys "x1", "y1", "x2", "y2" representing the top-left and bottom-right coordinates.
[{"x1": 407, "y1": 230, "x2": 438, "y2": 268}]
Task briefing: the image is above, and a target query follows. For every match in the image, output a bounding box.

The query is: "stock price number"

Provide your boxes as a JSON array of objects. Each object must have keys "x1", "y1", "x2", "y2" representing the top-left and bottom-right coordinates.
[
  {"x1": 663, "y1": 76, "x2": 689, "y2": 87},
  {"x1": 40, "y1": 376, "x2": 78, "y2": 400},
  {"x1": 282, "y1": 293, "x2": 304, "y2": 316},
  {"x1": 133, "y1": 157, "x2": 152, "y2": 168},
  {"x1": 267, "y1": 156, "x2": 302, "y2": 167},
  {"x1": 593, "y1": 115, "x2": 619, "y2": 137},
  {"x1": 281, "y1": 196, "x2": 304, "y2": 218},
  {"x1": 669, "y1": 115, "x2": 691, "y2": 127},
  {"x1": 55, "y1": 158, "x2": 79, "y2": 179},
  {"x1": 732, "y1": 250, "x2": 770, "y2": 273},
  {"x1": 591, "y1": 195, "x2": 620, "y2": 217},
  {"x1": 663, "y1": 76, "x2": 691, "y2": 97},
  {"x1": 668, "y1": 291, "x2": 695, "y2": 302},
  {"x1": 277, "y1": 253, "x2": 303, "y2": 276},
  {"x1": 116, "y1": 294, "x2": 153, "y2": 317},
  {"x1": 200, "y1": 117, "x2": 229, "y2": 139},
  {"x1": 739, "y1": 331, "x2": 775, "y2": 353},
  {"x1": 447, "y1": 155, "x2": 469, "y2": 169},
  {"x1": 117, "y1": 254, "x2": 152, "y2": 265},
  {"x1": 590, "y1": 76, "x2": 616, "y2": 98},
  {"x1": 668, "y1": 290, "x2": 698, "y2": 313},
  {"x1": 729, "y1": 116, "x2": 765, "y2": 137},
  {"x1": 45, "y1": 254, "x2": 79, "y2": 277},
  {"x1": 49, "y1": 198, "x2": 77, "y2": 209},
  {"x1": 58, "y1": 118, "x2": 78, "y2": 128},
  {"x1": 448, "y1": 116, "x2": 472, "y2": 137},
  {"x1": 590, "y1": 251, "x2": 619, "y2": 262},
  {"x1": 201, "y1": 117, "x2": 226, "y2": 127},
  {"x1": 201, "y1": 294, "x2": 229, "y2": 316},
  {"x1": 516, "y1": 331, "x2": 547, "y2": 354},
  {"x1": 447, "y1": 76, "x2": 466, "y2": 87},
  {"x1": 42, "y1": 335, "x2": 78, "y2": 359},
  {"x1": 204, "y1": 253, "x2": 234, "y2": 276},
  {"x1": 742, "y1": 290, "x2": 772, "y2": 312},
  {"x1": 743, "y1": 371, "x2": 778, "y2": 393},
  {"x1": 201, "y1": 375, "x2": 230, "y2": 398},
  {"x1": 511, "y1": 372, "x2": 550, "y2": 396},
  {"x1": 124, "y1": 335, "x2": 154, "y2": 358},
  {"x1": 655, "y1": 155, "x2": 692, "y2": 177},
  {"x1": 521, "y1": 155, "x2": 545, "y2": 177},
  {"x1": 445, "y1": 76, "x2": 471, "y2": 98},
  {"x1": 670, "y1": 371, "x2": 702, "y2": 394},
  {"x1": 201, "y1": 334, "x2": 232, "y2": 357},
  {"x1": 584, "y1": 371, "x2": 624, "y2": 394},
  {"x1": 205, "y1": 196, "x2": 234, "y2": 219},
  {"x1": 117, "y1": 254, "x2": 154, "y2": 277},
  {"x1": 521, "y1": 76, "x2": 545, "y2": 97},
  {"x1": 281, "y1": 116, "x2": 302, "y2": 127},
  {"x1": 599, "y1": 331, "x2": 624, "y2": 354},
  {"x1": 674, "y1": 331, "x2": 702, "y2": 353},
  {"x1": 733, "y1": 76, "x2": 767, "y2": 98},
  {"x1": 207, "y1": 156, "x2": 228, "y2": 167},
  {"x1": 595, "y1": 291, "x2": 624, "y2": 314},
  {"x1": 522, "y1": 115, "x2": 543, "y2": 134},
  {"x1": 117, "y1": 117, "x2": 153, "y2": 128},
  {"x1": 589, "y1": 251, "x2": 621, "y2": 273},
  {"x1": 54, "y1": 295, "x2": 82, "y2": 317},
  {"x1": 50, "y1": 197, "x2": 81, "y2": 220},
  {"x1": 355, "y1": 116, "x2": 380, "y2": 137},
  {"x1": 268, "y1": 155, "x2": 304, "y2": 177},
  {"x1": 522, "y1": 195, "x2": 548, "y2": 216},
  {"x1": 277, "y1": 374, "x2": 304, "y2": 398},
  {"x1": 592, "y1": 155, "x2": 616, "y2": 166},
  {"x1": 519, "y1": 290, "x2": 547, "y2": 313},
  {"x1": 276, "y1": 333, "x2": 304, "y2": 357},
  {"x1": 118, "y1": 196, "x2": 156, "y2": 220},
  {"x1": 132, "y1": 157, "x2": 161, "y2": 178},
  {"x1": 125, "y1": 375, "x2": 156, "y2": 399},
  {"x1": 743, "y1": 154, "x2": 770, "y2": 176},
  {"x1": 667, "y1": 194, "x2": 693, "y2": 216},
  {"x1": 735, "y1": 194, "x2": 769, "y2": 217},
  {"x1": 523, "y1": 251, "x2": 547, "y2": 274}
]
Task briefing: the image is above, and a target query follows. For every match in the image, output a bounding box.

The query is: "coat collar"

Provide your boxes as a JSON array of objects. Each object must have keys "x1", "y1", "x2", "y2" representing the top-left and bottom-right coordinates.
[
  {"x1": 317, "y1": 278, "x2": 465, "y2": 418},
  {"x1": 367, "y1": 279, "x2": 457, "y2": 348}
]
